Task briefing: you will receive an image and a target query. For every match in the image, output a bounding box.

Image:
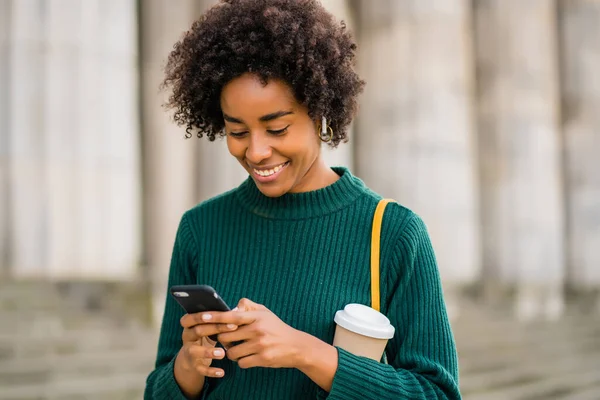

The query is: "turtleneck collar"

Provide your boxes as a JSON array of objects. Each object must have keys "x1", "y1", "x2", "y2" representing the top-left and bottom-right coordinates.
[{"x1": 234, "y1": 167, "x2": 367, "y2": 220}]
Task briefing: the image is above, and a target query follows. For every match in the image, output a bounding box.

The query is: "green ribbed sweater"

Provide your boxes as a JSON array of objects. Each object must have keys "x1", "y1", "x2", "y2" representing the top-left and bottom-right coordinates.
[{"x1": 145, "y1": 167, "x2": 460, "y2": 400}]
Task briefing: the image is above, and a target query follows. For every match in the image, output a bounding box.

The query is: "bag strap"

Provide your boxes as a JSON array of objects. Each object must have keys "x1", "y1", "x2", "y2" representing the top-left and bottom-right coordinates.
[{"x1": 370, "y1": 199, "x2": 395, "y2": 312}]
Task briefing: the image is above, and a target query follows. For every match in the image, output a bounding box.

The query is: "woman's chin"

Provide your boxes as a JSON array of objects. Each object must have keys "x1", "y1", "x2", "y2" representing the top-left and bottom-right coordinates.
[{"x1": 255, "y1": 181, "x2": 290, "y2": 198}]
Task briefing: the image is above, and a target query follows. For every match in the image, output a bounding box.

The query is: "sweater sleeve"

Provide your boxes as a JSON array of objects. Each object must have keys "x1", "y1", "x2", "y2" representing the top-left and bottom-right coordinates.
[
  {"x1": 144, "y1": 213, "x2": 209, "y2": 400},
  {"x1": 321, "y1": 214, "x2": 461, "y2": 400}
]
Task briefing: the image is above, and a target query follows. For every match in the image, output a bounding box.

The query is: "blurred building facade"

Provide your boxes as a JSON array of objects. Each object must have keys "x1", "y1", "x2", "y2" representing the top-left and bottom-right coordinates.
[{"x1": 1, "y1": 0, "x2": 599, "y2": 323}]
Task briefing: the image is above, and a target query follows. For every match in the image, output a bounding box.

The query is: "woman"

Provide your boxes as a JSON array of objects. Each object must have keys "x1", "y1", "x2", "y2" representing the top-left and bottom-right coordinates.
[{"x1": 145, "y1": 0, "x2": 460, "y2": 399}]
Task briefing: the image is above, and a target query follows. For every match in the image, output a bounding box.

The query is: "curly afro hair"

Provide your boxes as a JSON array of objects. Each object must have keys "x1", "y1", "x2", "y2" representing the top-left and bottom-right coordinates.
[{"x1": 162, "y1": 0, "x2": 365, "y2": 147}]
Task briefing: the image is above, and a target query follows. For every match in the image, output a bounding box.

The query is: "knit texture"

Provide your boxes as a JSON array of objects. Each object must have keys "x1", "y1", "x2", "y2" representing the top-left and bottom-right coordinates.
[{"x1": 145, "y1": 167, "x2": 460, "y2": 400}]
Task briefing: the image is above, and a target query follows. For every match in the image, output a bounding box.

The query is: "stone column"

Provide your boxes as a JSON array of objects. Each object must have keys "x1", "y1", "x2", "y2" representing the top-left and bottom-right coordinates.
[
  {"x1": 0, "y1": 0, "x2": 10, "y2": 278},
  {"x1": 473, "y1": 0, "x2": 565, "y2": 320},
  {"x1": 43, "y1": 0, "x2": 82, "y2": 276},
  {"x1": 8, "y1": 0, "x2": 48, "y2": 278},
  {"x1": 41, "y1": 0, "x2": 141, "y2": 279},
  {"x1": 559, "y1": 0, "x2": 600, "y2": 296},
  {"x1": 354, "y1": 0, "x2": 481, "y2": 316},
  {"x1": 140, "y1": 0, "x2": 201, "y2": 326},
  {"x1": 7, "y1": 0, "x2": 141, "y2": 280}
]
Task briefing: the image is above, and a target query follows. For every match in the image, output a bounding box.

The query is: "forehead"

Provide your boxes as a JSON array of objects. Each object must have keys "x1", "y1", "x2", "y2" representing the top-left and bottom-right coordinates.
[{"x1": 220, "y1": 74, "x2": 298, "y2": 116}]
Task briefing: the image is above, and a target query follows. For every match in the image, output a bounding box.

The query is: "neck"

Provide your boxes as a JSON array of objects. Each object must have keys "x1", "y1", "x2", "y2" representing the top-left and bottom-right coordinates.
[
  {"x1": 290, "y1": 156, "x2": 340, "y2": 194},
  {"x1": 234, "y1": 166, "x2": 366, "y2": 220}
]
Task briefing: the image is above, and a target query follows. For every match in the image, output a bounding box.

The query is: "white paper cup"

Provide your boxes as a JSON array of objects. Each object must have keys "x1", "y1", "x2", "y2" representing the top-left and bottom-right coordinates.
[{"x1": 333, "y1": 304, "x2": 395, "y2": 361}]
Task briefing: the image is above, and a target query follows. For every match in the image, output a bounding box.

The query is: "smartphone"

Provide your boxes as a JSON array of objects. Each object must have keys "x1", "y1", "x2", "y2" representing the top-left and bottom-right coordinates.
[{"x1": 170, "y1": 284, "x2": 231, "y2": 341}]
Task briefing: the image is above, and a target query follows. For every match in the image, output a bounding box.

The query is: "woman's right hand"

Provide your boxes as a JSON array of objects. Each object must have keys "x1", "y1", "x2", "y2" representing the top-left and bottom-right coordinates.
[
  {"x1": 173, "y1": 313, "x2": 239, "y2": 397},
  {"x1": 177, "y1": 313, "x2": 239, "y2": 378}
]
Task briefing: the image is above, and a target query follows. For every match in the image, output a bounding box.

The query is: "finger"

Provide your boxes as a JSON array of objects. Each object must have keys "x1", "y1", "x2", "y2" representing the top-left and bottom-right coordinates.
[
  {"x1": 188, "y1": 344, "x2": 227, "y2": 361},
  {"x1": 196, "y1": 364, "x2": 225, "y2": 378},
  {"x1": 192, "y1": 323, "x2": 238, "y2": 339},
  {"x1": 236, "y1": 298, "x2": 267, "y2": 312},
  {"x1": 237, "y1": 354, "x2": 264, "y2": 369},
  {"x1": 180, "y1": 312, "x2": 227, "y2": 328},
  {"x1": 194, "y1": 363, "x2": 226, "y2": 378},
  {"x1": 225, "y1": 338, "x2": 261, "y2": 362},
  {"x1": 186, "y1": 346, "x2": 226, "y2": 378},
  {"x1": 182, "y1": 324, "x2": 232, "y2": 343},
  {"x1": 202, "y1": 336, "x2": 217, "y2": 347},
  {"x1": 217, "y1": 323, "x2": 254, "y2": 345},
  {"x1": 201, "y1": 310, "x2": 259, "y2": 326},
  {"x1": 182, "y1": 327, "x2": 201, "y2": 343}
]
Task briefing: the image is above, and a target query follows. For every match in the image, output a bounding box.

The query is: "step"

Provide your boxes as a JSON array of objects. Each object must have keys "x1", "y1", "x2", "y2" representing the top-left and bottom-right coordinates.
[
  {"x1": 0, "y1": 283, "x2": 61, "y2": 311},
  {"x1": 454, "y1": 316, "x2": 600, "y2": 354},
  {"x1": 0, "y1": 328, "x2": 156, "y2": 357},
  {"x1": 0, "y1": 372, "x2": 149, "y2": 400},
  {"x1": 466, "y1": 367, "x2": 600, "y2": 400},
  {"x1": 0, "y1": 280, "x2": 153, "y2": 329},
  {"x1": 458, "y1": 331, "x2": 600, "y2": 374},
  {"x1": 561, "y1": 385, "x2": 600, "y2": 400},
  {"x1": 0, "y1": 311, "x2": 148, "y2": 337},
  {"x1": 0, "y1": 349, "x2": 156, "y2": 387},
  {"x1": 461, "y1": 341, "x2": 600, "y2": 395}
]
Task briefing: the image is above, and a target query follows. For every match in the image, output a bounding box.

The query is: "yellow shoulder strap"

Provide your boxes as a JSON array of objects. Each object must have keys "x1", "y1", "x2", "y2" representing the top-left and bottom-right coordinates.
[{"x1": 371, "y1": 199, "x2": 394, "y2": 312}]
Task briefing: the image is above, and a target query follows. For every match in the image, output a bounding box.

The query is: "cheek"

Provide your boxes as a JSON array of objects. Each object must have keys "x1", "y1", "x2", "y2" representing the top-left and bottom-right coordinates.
[
  {"x1": 285, "y1": 128, "x2": 320, "y2": 160},
  {"x1": 300, "y1": 132, "x2": 321, "y2": 159},
  {"x1": 226, "y1": 137, "x2": 244, "y2": 159}
]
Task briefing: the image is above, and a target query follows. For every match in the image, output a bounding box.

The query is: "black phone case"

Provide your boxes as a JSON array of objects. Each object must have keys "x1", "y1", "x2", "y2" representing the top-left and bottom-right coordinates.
[
  {"x1": 170, "y1": 285, "x2": 231, "y2": 341},
  {"x1": 170, "y1": 284, "x2": 231, "y2": 313}
]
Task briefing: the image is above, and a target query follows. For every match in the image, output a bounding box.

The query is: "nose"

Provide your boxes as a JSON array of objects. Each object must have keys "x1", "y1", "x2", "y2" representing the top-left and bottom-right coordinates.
[{"x1": 245, "y1": 132, "x2": 272, "y2": 164}]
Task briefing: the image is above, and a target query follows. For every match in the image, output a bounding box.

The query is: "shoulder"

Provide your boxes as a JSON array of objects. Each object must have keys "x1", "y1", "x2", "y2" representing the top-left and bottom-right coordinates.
[
  {"x1": 365, "y1": 198, "x2": 436, "y2": 287},
  {"x1": 184, "y1": 186, "x2": 240, "y2": 220},
  {"x1": 355, "y1": 182, "x2": 425, "y2": 241},
  {"x1": 177, "y1": 185, "x2": 243, "y2": 240},
  {"x1": 355, "y1": 182, "x2": 432, "y2": 264}
]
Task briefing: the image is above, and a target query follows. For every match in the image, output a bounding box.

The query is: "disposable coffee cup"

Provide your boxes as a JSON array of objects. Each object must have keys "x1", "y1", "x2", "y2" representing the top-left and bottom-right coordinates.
[{"x1": 333, "y1": 303, "x2": 395, "y2": 361}]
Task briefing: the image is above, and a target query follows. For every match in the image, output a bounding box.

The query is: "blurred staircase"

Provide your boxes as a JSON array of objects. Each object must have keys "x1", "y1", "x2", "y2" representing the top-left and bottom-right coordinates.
[
  {"x1": 454, "y1": 300, "x2": 600, "y2": 400},
  {"x1": 0, "y1": 281, "x2": 158, "y2": 400},
  {"x1": 2, "y1": 281, "x2": 599, "y2": 399}
]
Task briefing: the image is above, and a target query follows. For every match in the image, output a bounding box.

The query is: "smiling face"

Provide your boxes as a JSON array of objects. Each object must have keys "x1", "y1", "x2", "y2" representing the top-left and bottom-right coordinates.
[{"x1": 221, "y1": 73, "x2": 334, "y2": 197}]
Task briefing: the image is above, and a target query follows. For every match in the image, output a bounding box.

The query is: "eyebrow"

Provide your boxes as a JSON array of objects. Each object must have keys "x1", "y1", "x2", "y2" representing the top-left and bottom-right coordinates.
[{"x1": 223, "y1": 110, "x2": 294, "y2": 124}]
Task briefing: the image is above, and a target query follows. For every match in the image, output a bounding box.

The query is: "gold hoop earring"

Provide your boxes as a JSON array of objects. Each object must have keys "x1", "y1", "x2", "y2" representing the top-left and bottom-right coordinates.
[
  {"x1": 318, "y1": 116, "x2": 333, "y2": 143},
  {"x1": 319, "y1": 125, "x2": 334, "y2": 143}
]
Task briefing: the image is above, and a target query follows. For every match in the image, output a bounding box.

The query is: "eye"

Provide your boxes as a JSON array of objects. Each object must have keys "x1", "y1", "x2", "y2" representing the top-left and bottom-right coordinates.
[
  {"x1": 228, "y1": 131, "x2": 248, "y2": 138},
  {"x1": 267, "y1": 126, "x2": 289, "y2": 135}
]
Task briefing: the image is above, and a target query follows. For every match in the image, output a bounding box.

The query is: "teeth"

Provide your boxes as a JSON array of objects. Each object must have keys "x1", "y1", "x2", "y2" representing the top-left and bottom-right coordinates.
[{"x1": 254, "y1": 162, "x2": 286, "y2": 177}]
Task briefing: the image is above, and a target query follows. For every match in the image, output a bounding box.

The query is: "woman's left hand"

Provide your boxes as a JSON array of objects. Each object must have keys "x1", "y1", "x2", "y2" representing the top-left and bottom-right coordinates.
[{"x1": 209, "y1": 298, "x2": 310, "y2": 370}]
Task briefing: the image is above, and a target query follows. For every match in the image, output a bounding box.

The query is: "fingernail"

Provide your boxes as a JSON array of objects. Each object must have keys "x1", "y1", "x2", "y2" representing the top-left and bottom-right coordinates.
[
  {"x1": 202, "y1": 314, "x2": 212, "y2": 321},
  {"x1": 227, "y1": 324, "x2": 236, "y2": 330},
  {"x1": 213, "y1": 349, "x2": 223, "y2": 356},
  {"x1": 232, "y1": 307, "x2": 239, "y2": 311},
  {"x1": 215, "y1": 371, "x2": 224, "y2": 377}
]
